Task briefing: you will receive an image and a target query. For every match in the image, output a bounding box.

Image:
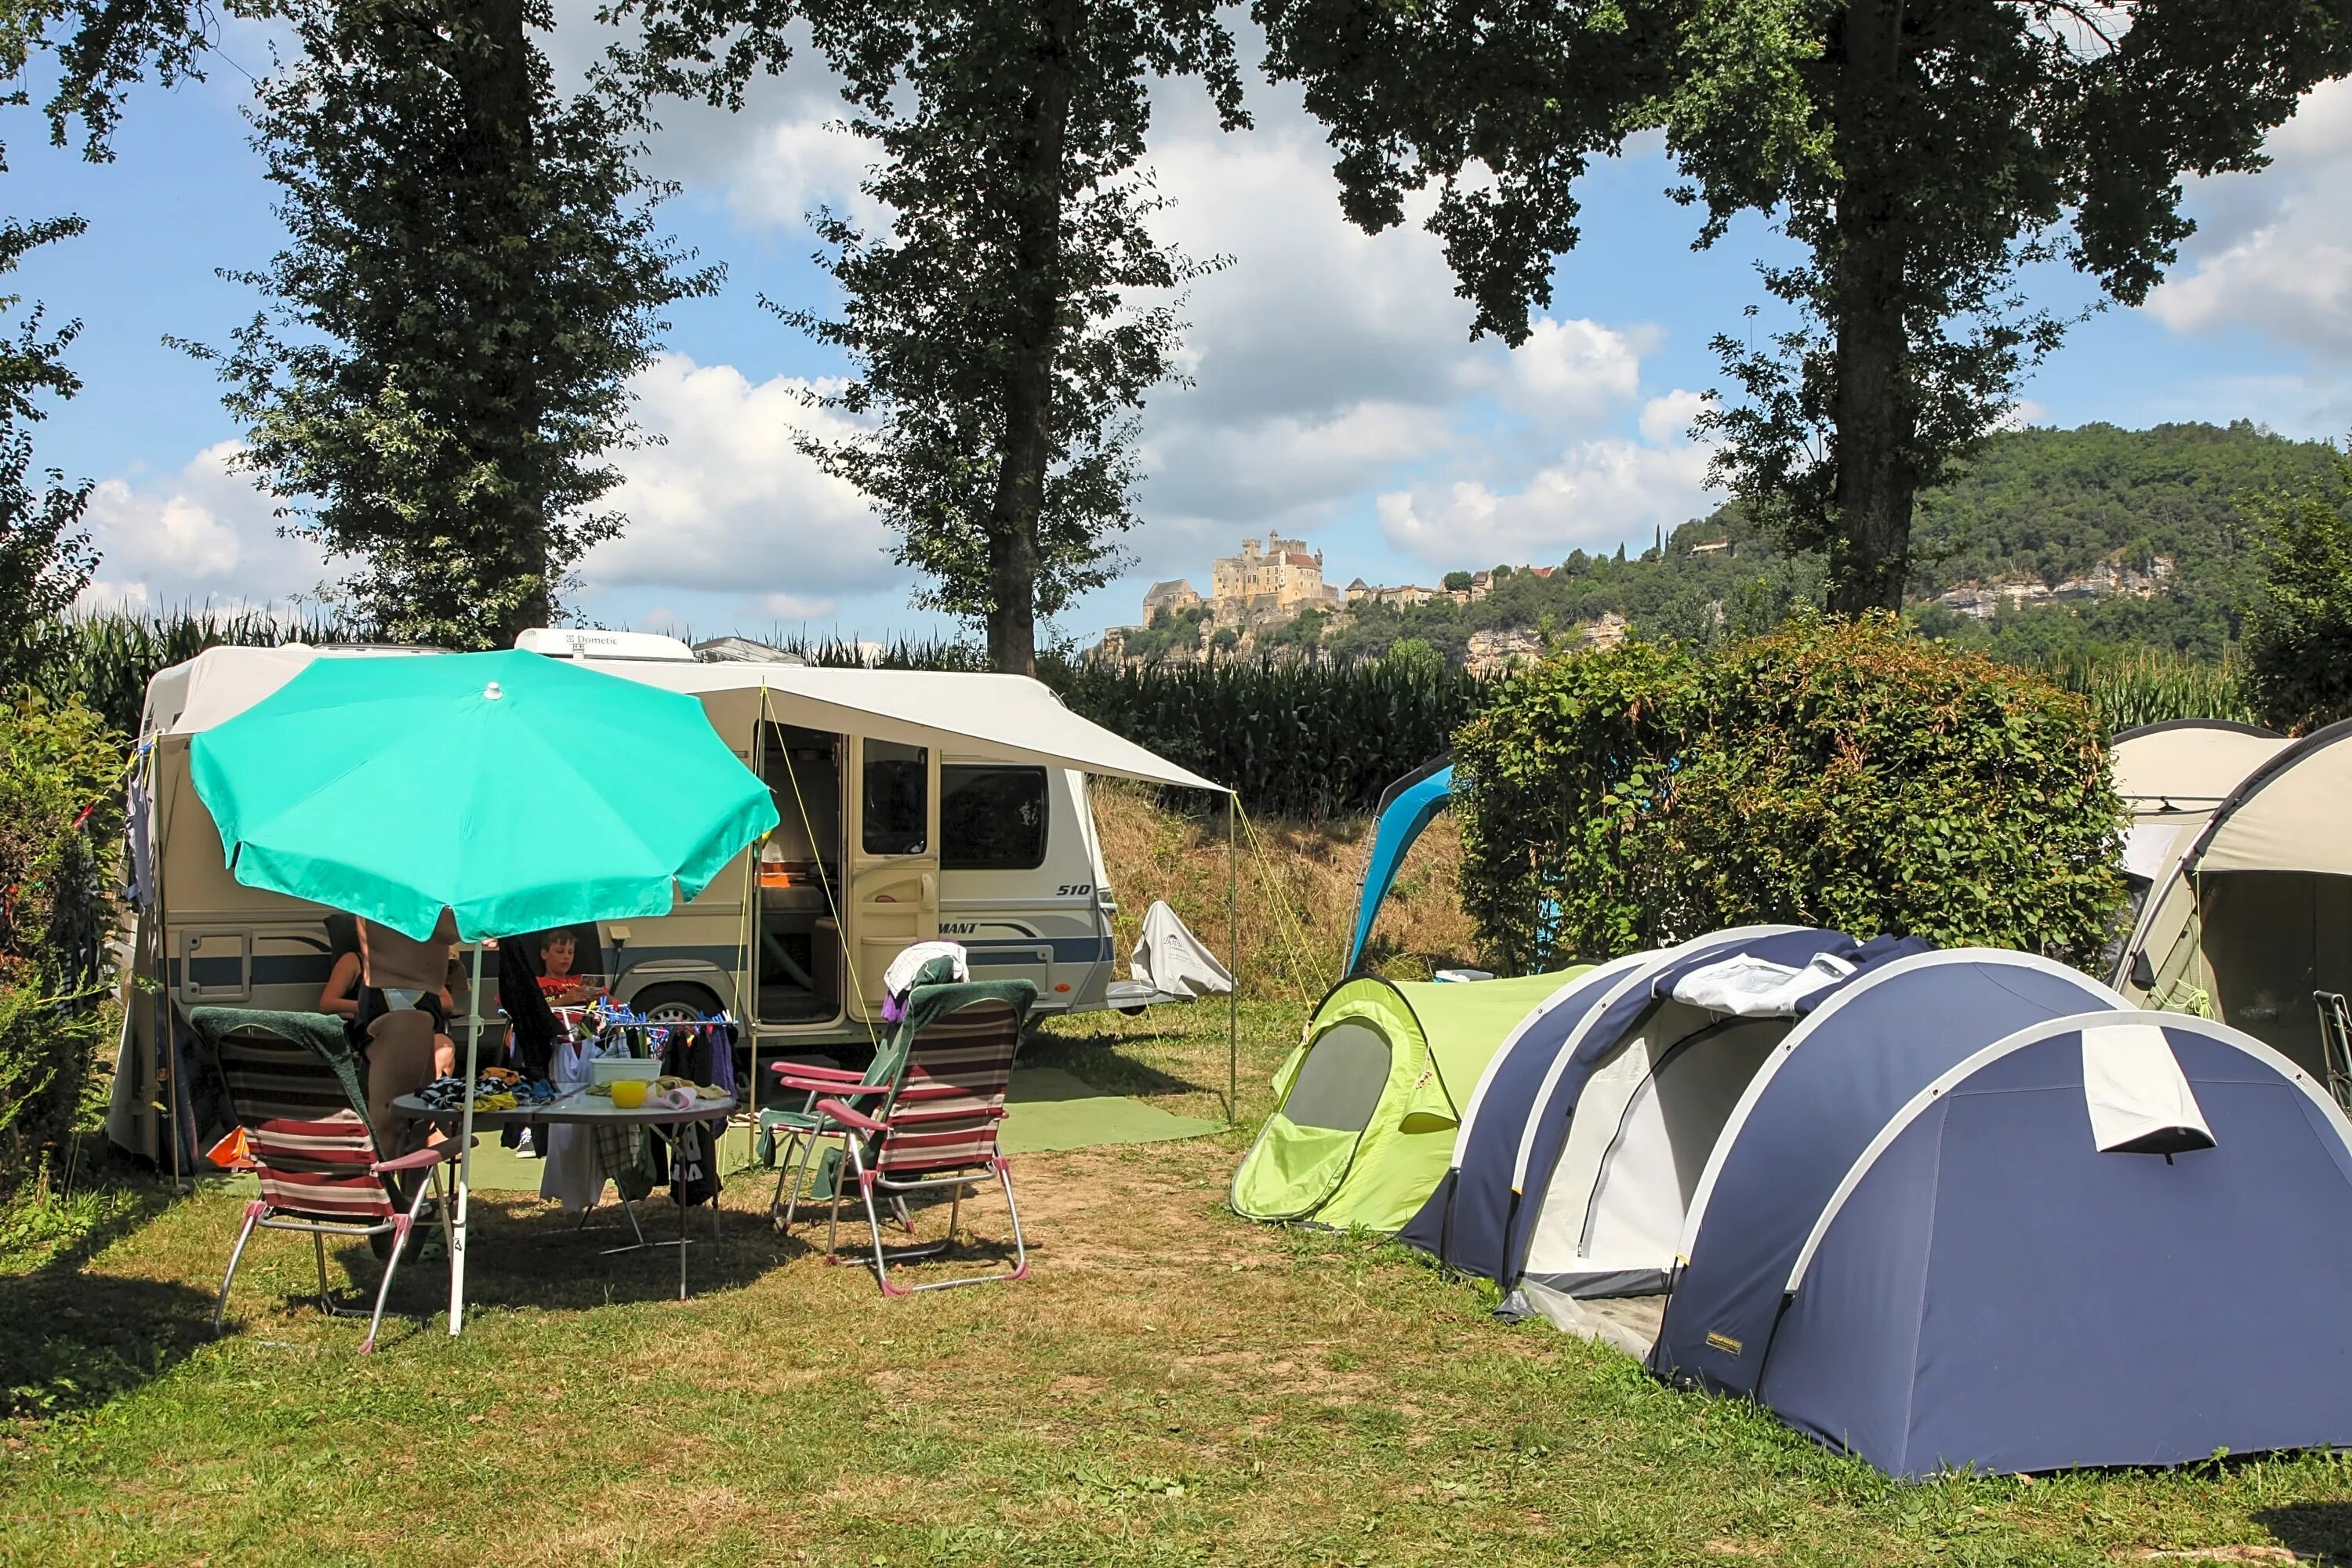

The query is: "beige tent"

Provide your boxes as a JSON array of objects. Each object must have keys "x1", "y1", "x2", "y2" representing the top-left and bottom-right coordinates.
[
  {"x1": 2109, "y1": 720, "x2": 2289, "y2": 884},
  {"x1": 2114, "y1": 718, "x2": 2352, "y2": 1083}
]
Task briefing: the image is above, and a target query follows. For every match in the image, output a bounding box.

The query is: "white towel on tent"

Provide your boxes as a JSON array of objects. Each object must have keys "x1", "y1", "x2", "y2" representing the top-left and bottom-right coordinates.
[
  {"x1": 1671, "y1": 951, "x2": 1856, "y2": 1018},
  {"x1": 1131, "y1": 901, "x2": 1232, "y2": 999}
]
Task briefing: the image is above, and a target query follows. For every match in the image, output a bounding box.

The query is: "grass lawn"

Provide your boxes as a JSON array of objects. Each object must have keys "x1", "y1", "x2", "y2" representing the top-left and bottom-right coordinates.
[{"x1": 5, "y1": 999, "x2": 2350, "y2": 1566}]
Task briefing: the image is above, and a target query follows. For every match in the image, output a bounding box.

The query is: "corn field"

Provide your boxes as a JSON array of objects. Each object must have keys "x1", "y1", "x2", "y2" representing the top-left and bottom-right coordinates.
[
  {"x1": 45, "y1": 612, "x2": 1487, "y2": 818},
  {"x1": 2038, "y1": 646, "x2": 2258, "y2": 733},
  {"x1": 49, "y1": 611, "x2": 2258, "y2": 816},
  {"x1": 53, "y1": 609, "x2": 358, "y2": 736},
  {"x1": 1047, "y1": 657, "x2": 1488, "y2": 818}
]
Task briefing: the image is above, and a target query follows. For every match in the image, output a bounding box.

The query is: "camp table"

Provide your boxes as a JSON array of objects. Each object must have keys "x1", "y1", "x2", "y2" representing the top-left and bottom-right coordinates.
[{"x1": 391, "y1": 1091, "x2": 737, "y2": 1301}]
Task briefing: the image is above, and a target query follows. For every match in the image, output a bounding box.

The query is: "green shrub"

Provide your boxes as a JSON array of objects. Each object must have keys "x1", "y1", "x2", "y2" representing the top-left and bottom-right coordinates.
[
  {"x1": 0, "y1": 695, "x2": 125, "y2": 1195},
  {"x1": 1455, "y1": 613, "x2": 2125, "y2": 971}
]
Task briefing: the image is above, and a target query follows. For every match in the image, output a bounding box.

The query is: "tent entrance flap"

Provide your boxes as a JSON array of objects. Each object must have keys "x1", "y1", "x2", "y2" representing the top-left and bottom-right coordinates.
[
  {"x1": 1229, "y1": 1019, "x2": 1396, "y2": 1221},
  {"x1": 1523, "y1": 1007, "x2": 1789, "y2": 1296}
]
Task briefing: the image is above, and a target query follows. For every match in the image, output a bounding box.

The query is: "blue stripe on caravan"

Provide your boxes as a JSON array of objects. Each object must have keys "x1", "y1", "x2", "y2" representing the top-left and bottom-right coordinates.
[
  {"x1": 964, "y1": 938, "x2": 1112, "y2": 967},
  {"x1": 167, "y1": 955, "x2": 339, "y2": 989}
]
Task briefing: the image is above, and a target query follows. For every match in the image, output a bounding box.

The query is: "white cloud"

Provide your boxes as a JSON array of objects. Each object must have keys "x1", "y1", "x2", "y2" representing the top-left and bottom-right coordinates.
[
  {"x1": 1639, "y1": 388, "x2": 1710, "y2": 447},
  {"x1": 580, "y1": 27, "x2": 1720, "y2": 612},
  {"x1": 756, "y1": 591, "x2": 840, "y2": 620},
  {"x1": 1375, "y1": 399, "x2": 1719, "y2": 568},
  {"x1": 723, "y1": 116, "x2": 885, "y2": 234},
  {"x1": 2147, "y1": 80, "x2": 2352, "y2": 356},
  {"x1": 75, "y1": 442, "x2": 326, "y2": 612},
  {"x1": 74, "y1": 357, "x2": 899, "y2": 624},
  {"x1": 579, "y1": 352, "x2": 894, "y2": 613},
  {"x1": 1106, "y1": 78, "x2": 1694, "y2": 583},
  {"x1": 1495, "y1": 317, "x2": 1651, "y2": 419}
]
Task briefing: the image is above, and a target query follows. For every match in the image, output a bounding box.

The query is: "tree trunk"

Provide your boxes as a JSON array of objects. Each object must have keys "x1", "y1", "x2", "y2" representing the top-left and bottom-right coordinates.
[
  {"x1": 1826, "y1": 0, "x2": 1915, "y2": 615},
  {"x1": 983, "y1": 0, "x2": 1080, "y2": 677},
  {"x1": 451, "y1": 0, "x2": 550, "y2": 648}
]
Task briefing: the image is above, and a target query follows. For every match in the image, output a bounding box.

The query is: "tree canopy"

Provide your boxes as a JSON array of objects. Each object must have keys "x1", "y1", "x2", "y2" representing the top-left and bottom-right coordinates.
[
  {"x1": 1257, "y1": 0, "x2": 2352, "y2": 613},
  {"x1": 622, "y1": 0, "x2": 1245, "y2": 673},
  {"x1": 186, "y1": 0, "x2": 718, "y2": 649},
  {"x1": 2242, "y1": 450, "x2": 2352, "y2": 735}
]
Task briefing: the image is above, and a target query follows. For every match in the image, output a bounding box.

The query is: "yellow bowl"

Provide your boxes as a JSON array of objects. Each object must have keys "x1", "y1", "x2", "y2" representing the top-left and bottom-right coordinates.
[{"x1": 608, "y1": 1079, "x2": 648, "y2": 1110}]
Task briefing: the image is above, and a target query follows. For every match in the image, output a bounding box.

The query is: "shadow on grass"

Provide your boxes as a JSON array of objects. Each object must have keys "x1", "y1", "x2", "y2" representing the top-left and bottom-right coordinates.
[
  {"x1": 2254, "y1": 1502, "x2": 2352, "y2": 1566},
  {"x1": 307, "y1": 1186, "x2": 822, "y2": 1347},
  {"x1": 0, "y1": 1177, "x2": 215, "y2": 1422},
  {"x1": 1021, "y1": 1021, "x2": 1218, "y2": 1098}
]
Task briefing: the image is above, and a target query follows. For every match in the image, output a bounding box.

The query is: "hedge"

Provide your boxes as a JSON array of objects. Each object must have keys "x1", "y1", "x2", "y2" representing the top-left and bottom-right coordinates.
[
  {"x1": 1454, "y1": 613, "x2": 2126, "y2": 972},
  {"x1": 0, "y1": 695, "x2": 125, "y2": 1194}
]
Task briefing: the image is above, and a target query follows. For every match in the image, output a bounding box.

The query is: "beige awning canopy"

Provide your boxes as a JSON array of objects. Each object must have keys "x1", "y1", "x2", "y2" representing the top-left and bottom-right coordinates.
[
  {"x1": 2194, "y1": 724, "x2": 2352, "y2": 879},
  {"x1": 2110, "y1": 720, "x2": 2288, "y2": 816},
  {"x1": 619, "y1": 661, "x2": 1226, "y2": 793},
  {"x1": 140, "y1": 645, "x2": 1225, "y2": 794}
]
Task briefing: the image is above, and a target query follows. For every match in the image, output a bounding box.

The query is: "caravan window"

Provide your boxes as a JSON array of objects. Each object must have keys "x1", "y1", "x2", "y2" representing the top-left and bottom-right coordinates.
[
  {"x1": 863, "y1": 741, "x2": 929, "y2": 855},
  {"x1": 942, "y1": 766, "x2": 1047, "y2": 870}
]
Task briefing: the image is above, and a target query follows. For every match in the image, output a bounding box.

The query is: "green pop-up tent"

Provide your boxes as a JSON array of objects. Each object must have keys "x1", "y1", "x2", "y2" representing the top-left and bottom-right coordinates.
[{"x1": 1232, "y1": 968, "x2": 1584, "y2": 1232}]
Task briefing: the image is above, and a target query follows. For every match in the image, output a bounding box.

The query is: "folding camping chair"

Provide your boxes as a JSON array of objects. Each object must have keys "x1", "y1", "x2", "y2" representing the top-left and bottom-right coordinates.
[
  {"x1": 2317, "y1": 993, "x2": 2352, "y2": 1116},
  {"x1": 771, "y1": 982, "x2": 1036, "y2": 1294},
  {"x1": 198, "y1": 1010, "x2": 466, "y2": 1352}
]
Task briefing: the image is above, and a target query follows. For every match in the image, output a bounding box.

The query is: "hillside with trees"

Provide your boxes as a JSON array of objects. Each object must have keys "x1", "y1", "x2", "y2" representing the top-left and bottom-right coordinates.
[{"x1": 1234, "y1": 422, "x2": 2344, "y2": 671}]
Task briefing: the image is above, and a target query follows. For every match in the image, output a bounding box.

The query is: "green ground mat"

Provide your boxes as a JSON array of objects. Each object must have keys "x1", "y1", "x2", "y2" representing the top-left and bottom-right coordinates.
[
  {"x1": 366, "y1": 1066, "x2": 1218, "y2": 1192},
  {"x1": 996, "y1": 1066, "x2": 1221, "y2": 1155}
]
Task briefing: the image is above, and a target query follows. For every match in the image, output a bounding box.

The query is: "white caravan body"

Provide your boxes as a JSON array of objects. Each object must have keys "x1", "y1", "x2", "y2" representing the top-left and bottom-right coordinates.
[{"x1": 110, "y1": 637, "x2": 1221, "y2": 1164}]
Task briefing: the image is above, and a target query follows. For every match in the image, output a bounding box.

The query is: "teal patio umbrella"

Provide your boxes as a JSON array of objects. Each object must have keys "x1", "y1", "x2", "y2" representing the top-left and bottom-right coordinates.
[
  {"x1": 191, "y1": 648, "x2": 779, "y2": 1332},
  {"x1": 190, "y1": 648, "x2": 776, "y2": 943}
]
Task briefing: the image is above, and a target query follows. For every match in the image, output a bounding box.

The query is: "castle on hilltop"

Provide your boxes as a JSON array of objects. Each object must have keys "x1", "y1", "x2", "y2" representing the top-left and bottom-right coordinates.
[
  {"x1": 1097, "y1": 528, "x2": 1582, "y2": 670},
  {"x1": 1137, "y1": 531, "x2": 1342, "y2": 636}
]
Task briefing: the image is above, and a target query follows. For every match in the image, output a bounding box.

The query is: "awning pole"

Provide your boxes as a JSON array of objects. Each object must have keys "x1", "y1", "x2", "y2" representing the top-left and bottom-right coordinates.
[
  {"x1": 449, "y1": 938, "x2": 483, "y2": 1336},
  {"x1": 1226, "y1": 793, "x2": 1239, "y2": 1124}
]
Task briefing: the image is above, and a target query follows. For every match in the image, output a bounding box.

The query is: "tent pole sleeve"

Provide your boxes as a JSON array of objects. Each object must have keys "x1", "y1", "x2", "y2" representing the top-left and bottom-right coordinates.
[
  {"x1": 1228, "y1": 793, "x2": 1239, "y2": 1124},
  {"x1": 450, "y1": 940, "x2": 482, "y2": 1337}
]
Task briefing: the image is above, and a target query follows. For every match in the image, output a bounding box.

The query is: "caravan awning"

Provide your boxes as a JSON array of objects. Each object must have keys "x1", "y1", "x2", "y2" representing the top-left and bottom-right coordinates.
[
  {"x1": 141, "y1": 645, "x2": 1225, "y2": 794},
  {"x1": 618, "y1": 662, "x2": 1227, "y2": 793}
]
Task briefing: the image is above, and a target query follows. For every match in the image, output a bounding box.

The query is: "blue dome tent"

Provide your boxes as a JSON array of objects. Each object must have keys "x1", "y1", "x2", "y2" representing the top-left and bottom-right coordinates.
[
  {"x1": 1650, "y1": 948, "x2": 2127, "y2": 1392},
  {"x1": 1741, "y1": 1012, "x2": 2352, "y2": 1475}
]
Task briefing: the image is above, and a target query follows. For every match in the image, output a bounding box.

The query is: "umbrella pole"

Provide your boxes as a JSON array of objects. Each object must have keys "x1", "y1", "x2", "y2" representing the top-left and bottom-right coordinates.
[{"x1": 449, "y1": 940, "x2": 484, "y2": 1337}]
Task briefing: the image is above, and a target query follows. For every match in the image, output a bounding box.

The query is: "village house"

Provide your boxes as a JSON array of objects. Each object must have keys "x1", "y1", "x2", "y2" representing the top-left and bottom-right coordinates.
[{"x1": 1140, "y1": 578, "x2": 1203, "y2": 622}]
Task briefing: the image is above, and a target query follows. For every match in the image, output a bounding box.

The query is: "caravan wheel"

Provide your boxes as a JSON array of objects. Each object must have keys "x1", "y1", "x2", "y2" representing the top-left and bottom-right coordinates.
[{"x1": 631, "y1": 983, "x2": 721, "y2": 1024}]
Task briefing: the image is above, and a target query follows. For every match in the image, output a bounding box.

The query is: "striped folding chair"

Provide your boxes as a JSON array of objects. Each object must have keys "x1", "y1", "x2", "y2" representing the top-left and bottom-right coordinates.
[
  {"x1": 198, "y1": 1011, "x2": 464, "y2": 1351},
  {"x1": 782, "y1": 983, "x2": 1035, "y2": 1294}
]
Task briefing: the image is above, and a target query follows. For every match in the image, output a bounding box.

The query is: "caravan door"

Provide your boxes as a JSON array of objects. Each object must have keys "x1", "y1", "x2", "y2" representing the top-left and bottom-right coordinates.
[{"x1": 846, "y1": 737, "x2": 940, "y2": 1022}]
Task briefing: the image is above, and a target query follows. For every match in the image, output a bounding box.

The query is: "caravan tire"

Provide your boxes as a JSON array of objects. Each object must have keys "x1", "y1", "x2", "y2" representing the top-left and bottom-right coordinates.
[{"x1": 631, "y1": 982, "x2": 722, "y2": 1024}]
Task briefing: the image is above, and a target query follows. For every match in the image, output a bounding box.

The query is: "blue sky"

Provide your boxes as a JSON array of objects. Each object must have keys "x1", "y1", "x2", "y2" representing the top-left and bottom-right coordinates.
[{"x1": 15, "y1": 19, "x2": 2352, "y2": 645}]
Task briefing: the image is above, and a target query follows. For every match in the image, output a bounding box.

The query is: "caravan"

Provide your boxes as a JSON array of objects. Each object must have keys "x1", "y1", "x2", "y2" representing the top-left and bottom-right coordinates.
[{"x1": 112, "y1": 632, "x2": 1225, "y2": 1167}]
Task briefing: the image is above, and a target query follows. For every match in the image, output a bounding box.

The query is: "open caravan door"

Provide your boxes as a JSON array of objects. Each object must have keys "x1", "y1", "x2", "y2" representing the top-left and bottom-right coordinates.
[{"x1": 846, "y1": 735, "x2": 941, "y2": 1024}]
